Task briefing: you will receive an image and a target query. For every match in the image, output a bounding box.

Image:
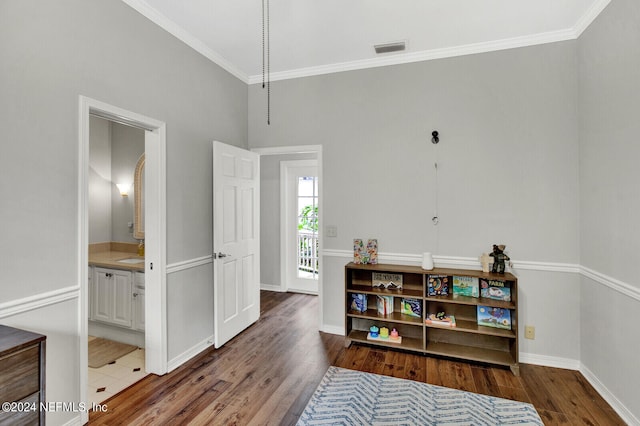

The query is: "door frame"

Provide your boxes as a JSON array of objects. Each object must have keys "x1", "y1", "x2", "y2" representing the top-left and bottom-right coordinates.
[
  {"x1": 78, "y1": 96, "x2": 167, "y2": 423},
  {"x1": 250, "y1": 145, "x2": 323, "y2": 328},
  {"x1": 281, "y1": 159, "x2": 319, "y2": 294}
]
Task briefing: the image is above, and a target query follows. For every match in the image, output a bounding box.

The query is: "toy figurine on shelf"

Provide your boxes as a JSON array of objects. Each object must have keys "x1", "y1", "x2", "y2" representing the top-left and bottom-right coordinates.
[
  {"x1": 489, "y1": 244, "x2": 509, "y2": 274},
  {"x1": 369, "y1": 325, "x2": 379, "y2": 338}
]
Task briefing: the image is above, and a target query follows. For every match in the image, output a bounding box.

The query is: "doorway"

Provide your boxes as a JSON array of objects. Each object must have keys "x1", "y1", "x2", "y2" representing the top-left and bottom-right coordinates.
[
  {"x1": 251, "y1": 145, "x2": 324, "y2": 328},
  {"x1": 78, "y1": 96, "x2": 166, "y2": 424},
  {"x1": 282, "y1": 160, "x2": 319, "y2": 294}
]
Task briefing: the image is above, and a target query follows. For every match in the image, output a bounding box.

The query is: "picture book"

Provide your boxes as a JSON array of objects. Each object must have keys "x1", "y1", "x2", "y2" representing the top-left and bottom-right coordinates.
[
  {"x1": 425, "y1": 312, "x2": 456, "y2": 327},
  {"x1": 372, "y1": 272, "x2": 403, "y2": 290},
  {"x1": 400, "y1": 298, "x2": 422, "y2": 318},
  {"x1": 350, "y1": 293, "x2": 368, "y2": 313},
  {"x1": 480, "y1": 279, "x2": 511, "y2": 302},
  {"x1": 452, "y1": 275, "x2": 479, "y2": 298},
  {"x1": 427, "y1": 275, "x2": 449, "y2": 296},
  {"x1": 376, "y1": 295, "x2": 394, "y2": 315},
  {"x1": 477, "y1": 305, "x2": 512, "y2": 330}
]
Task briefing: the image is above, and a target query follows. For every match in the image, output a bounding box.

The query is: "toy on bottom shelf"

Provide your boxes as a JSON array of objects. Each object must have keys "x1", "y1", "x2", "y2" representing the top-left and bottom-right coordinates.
[
  {"x1": 367, "y1": 325, "x2": 402, "y2": 343},
  {"x1": 425, "y1": 311, "x2": 457, "y2": 327}
]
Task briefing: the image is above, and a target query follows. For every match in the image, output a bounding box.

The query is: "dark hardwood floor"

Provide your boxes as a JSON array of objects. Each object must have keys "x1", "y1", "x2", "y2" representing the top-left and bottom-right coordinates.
[{"x1": 89, "y1": 291, "x2": 625, "y2": 425}]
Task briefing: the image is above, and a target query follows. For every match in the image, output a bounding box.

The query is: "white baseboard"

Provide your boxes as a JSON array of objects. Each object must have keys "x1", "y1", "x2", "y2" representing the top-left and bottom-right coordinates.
[
  {"x1": 260, "y1": 283, "x2": 285, "y2": 292},
  {"x1": 519, "y1": 352, "x2": 580, "y2": 370},
  {"x1": 319, "y1": 324, "x2": 344, "y2": 336},
  {"x1": 167, "y1": 335, "x2": 213, "y2": 373},
  {"x1": 581, "y1": 363, "x2": 640, "y2": 426}
]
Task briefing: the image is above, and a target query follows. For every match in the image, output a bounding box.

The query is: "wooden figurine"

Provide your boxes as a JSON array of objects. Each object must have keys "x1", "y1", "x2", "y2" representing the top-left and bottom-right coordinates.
[
  {"x1": 489, "y1": 244, "x2": 510, "y2": 274},
  {"x1": 479, "y1": 253, "x2": 491, "y2": 273}
]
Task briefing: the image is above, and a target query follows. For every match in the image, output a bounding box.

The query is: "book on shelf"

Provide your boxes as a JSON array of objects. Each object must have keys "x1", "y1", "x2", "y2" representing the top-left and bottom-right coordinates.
[
  {"x1": 400, "y1": 298, "x2": 421, "y2": 317},
  {"x1": 477, "y1": 305, "x2": 512, "y2": 330},
  {"x1": 376, "y1": 295, "x2": 394, "y2": 315},
  {"x1": 366, "y1": 239, "x2": 378, "y2": 265},
  {"x1": 427, "y1": 275, "x2": 449, "y2": 296},
  {"x1": 350, "y1": 293, "x2": 368, "y2": 313},
  {"x1": 372, "y1": 272, "x2": 403, "y2": 290},
  {"x1": 480, "y1": 279, "x2": 511, "y2": 302},
  {"x1": 425, "y1": 313, "x2": 456, "y2": 327},
  {"x1": 452, "y1": 275, "x2": 479, "y2": 298}
]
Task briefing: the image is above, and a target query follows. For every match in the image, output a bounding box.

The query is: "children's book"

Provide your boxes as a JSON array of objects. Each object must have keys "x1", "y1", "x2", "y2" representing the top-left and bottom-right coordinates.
[
  {"x1": 400, "y1": 298, "x2": 422, "y2": 318},
  {"x1": 425, "y1": 313, "x2": 456, "y2": 327},
  {"x1": 477, "y1": 305, "x2": 512, "y2": 330},
  {"x1": 350, "y1": 293, "x2": 368, "y2": 313},
  {"x1": 452, "y1": 276, "x2": 479, "y2": 298},
  {"x1": 427, "y1": 275, "x2": 449, "y2": 296},
  {"x1": 353, "y1": 239, "x2": 365, "y2": 264},
  {"x1": 376, "y1": 295, "x2": 394, "y2": 315},
  {"x1": 480, "y1": 279, "x2": 511, "y2": 302}
]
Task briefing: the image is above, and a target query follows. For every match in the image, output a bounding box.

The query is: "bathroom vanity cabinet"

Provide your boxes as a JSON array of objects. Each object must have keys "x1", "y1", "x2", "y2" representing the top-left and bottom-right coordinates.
[{"x1": 90, "y1": 267, "x2": 145, "y2": 332}]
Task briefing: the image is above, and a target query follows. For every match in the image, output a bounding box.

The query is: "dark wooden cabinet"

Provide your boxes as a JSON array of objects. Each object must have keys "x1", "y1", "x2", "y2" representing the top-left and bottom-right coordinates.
[
  {"x1": 0, "y1": 325, "x2": 46, "y2": 425},
  {"x1": 345, "y1": 262, "x2": 520, "y2": 375}
]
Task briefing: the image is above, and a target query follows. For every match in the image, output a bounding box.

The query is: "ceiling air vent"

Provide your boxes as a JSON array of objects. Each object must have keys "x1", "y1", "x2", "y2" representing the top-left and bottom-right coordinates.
[{"x1": 374, "y1": 41, "x2": 406, "y2": 54}]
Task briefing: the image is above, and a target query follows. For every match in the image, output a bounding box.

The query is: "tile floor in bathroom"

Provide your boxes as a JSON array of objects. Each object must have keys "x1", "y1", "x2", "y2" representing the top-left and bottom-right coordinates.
[{"x1": 88, "y1": 336, "x2": 148, "y2": 405}]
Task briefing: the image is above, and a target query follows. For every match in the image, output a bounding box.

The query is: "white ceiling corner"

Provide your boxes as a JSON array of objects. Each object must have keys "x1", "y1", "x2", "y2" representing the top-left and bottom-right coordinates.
[{"x1": 121, "y1": 0, "x2": 611, "y2": 85}]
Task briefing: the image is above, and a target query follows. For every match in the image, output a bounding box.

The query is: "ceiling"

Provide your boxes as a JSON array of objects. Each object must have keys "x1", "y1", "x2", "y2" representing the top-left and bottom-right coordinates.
[{"x1": 122, "y1": 0, "x2": 610, "y2": 84}]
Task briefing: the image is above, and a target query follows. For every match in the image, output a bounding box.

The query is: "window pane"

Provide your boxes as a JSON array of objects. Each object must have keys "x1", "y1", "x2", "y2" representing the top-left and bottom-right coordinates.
[{"x1": 298, "y1": 176, "x2": 315, "y2": 197}]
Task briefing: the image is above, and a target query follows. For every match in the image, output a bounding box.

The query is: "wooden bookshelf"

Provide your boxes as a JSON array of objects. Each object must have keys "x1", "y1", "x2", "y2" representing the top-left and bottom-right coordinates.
[{"x1": 345, "y1": 262, "x2": 520, "y2": 375}]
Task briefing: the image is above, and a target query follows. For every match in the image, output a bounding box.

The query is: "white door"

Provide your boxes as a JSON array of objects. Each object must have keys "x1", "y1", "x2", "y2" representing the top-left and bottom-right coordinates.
[
  {"x1": 282, "y1": 160, "x2": 319, "y2": 294},
  {"x1": 213, "y1": 141, "x2": 260, "y2": 348}
]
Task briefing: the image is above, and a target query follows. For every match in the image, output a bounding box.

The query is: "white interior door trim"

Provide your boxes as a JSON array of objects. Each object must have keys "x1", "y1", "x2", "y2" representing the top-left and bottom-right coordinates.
[
  {"x1": 251, "y1": 145, "x2": 324, "y2": 329},
  {"x1": 78, "y1": 96, "x2": 167, "y2": 424}
]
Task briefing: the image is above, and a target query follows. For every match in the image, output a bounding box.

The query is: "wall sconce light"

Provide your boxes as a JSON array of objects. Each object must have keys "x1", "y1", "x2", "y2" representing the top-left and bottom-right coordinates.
[{"x1": 116, "y1": 183, "x2": 130, "y2": 197}]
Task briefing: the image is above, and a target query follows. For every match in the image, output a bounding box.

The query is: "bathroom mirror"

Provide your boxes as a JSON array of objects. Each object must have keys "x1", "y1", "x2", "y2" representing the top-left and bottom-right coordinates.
[{"x1": 134, "y1": 153, "x2": 145, "y2": 240}]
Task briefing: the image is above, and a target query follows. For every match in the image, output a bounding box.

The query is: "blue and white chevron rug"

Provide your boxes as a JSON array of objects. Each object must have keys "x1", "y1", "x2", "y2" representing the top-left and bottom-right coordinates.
[{"x1": 297, "y1": 366, "x2": 544, "y2": 425}]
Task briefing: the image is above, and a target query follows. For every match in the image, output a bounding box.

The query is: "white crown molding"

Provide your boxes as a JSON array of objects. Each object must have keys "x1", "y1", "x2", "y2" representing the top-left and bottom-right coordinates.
[
  {"x1": 580, "y1": 363, "x2": 640, "y2": 426},
  {"x1": 0, "y1": 285, "x2": 79, "y2": 319},
  {"x1": 247, "y1": 27, "x2": 578, "y2": 84},
  {"x1": 573, "y1": 0, "x2": 612, "y2": 37},
  {"x1": 121, "y1": 0, "x2": 248, "y2": 83}
]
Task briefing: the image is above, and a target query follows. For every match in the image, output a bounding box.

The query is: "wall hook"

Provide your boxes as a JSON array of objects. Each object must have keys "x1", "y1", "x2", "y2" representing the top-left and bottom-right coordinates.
[{"x1": 431, "y1": 130, "x2": 439, "y2": 144}]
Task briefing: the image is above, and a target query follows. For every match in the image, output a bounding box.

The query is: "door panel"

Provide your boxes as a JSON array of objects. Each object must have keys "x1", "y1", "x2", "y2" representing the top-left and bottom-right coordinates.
[{"x1": 213, "y1": 141, "x2": 260, "y2": 348}]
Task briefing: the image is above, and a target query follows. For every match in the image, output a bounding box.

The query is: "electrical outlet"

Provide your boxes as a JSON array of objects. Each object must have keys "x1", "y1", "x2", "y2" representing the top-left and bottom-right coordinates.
[{"x1": 524, "y1": 325, "x2": 535, "y2": 340}]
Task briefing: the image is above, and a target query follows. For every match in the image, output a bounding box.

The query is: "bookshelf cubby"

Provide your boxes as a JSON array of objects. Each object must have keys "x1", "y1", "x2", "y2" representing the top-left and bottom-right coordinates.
[{"x1": 345, "y1": 262, "x2": 520, "y2": 375}]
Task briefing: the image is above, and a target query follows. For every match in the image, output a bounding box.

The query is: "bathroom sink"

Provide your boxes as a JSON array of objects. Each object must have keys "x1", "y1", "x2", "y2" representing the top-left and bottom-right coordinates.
[{"x1": 117, "y1": 258, "x2": 144, "y2": 264}]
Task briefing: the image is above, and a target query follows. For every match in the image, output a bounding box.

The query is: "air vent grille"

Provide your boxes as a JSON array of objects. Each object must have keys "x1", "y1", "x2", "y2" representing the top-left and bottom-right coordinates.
[{"x1": 374, "y1": 41, "x2": 406, "y2": 54}]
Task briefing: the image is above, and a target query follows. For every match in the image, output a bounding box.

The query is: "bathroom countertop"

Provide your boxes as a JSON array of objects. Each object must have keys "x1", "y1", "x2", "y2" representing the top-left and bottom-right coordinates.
[{"x1": 89, "y1": 242, "x2": 144, "y2": 272}]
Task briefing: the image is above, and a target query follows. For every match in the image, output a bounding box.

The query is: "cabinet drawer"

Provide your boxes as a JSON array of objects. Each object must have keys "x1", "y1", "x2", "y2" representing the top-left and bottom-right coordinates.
[
  {"x1": 0, "y1": 392, "x2": 40, "y2": 426},
  {"x1": 0, "y1": 345, "x2": 40, "y2": 402}
]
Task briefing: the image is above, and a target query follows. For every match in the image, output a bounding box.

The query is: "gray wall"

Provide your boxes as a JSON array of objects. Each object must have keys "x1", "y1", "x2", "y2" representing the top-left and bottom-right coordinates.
[
  {"x1": 89, "y1": 116, "x2": 113, "y2": 243},
  {"x1": 578, "y1": 0, "x2": 640, "y2": 420},
  {"x1": 260, "y1": 153, "x2": 317, "y2": 288},
  {"x1": 0, "y1": 1, "x2": 247, "y2": 424},
  {"x1": 249, "y1": 41, "x2": 582, "y2": 361}
]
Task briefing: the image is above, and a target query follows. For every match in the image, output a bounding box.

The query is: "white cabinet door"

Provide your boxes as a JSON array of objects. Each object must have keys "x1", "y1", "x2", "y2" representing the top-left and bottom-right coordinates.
[
  {"x1": 88, "y1": 266, "x2": 95, "y2": 321},
  {"x1": 111, "y1": 269, "x2": 133, "y2": 328},
  {"x1": 92, "y1": 267, "x2": 133, "y2": 328},
  {"x1": 93, "y1": 268, "x2": 114, "y2": 323}
]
